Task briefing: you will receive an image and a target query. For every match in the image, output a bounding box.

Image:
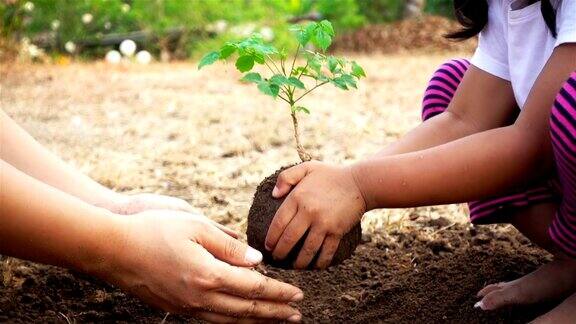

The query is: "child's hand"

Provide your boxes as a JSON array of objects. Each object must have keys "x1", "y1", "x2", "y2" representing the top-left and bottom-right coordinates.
[{"x1": 265, "y1": 161, "x2": 366, "y2": 269}]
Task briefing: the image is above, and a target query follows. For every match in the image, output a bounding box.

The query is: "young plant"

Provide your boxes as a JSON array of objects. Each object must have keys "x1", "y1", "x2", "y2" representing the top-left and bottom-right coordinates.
[{"x1": 198, "y1": 20, "x2": 366, "y2": 162}]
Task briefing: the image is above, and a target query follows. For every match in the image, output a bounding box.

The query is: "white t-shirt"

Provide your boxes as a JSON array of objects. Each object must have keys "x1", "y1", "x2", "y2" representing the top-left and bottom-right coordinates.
[{"x1": 470, "y1": 0, "x2": 576, "y2": 108}]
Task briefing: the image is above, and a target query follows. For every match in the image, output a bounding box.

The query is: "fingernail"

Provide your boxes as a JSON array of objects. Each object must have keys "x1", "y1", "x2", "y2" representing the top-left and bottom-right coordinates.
[
  {"x1": 291, "y1": 291, "x2": 304, "y2": 302},
  {"x1": 272, "y1": 186, "x2": 279, "y2": 197},
  {"x1": 474, "y1": 301, "x2": 485, "y2": 310},
  {"x1": 288, "y1": 314, "x2": 301, "y2": 323},
  {"x1": 265, "y1": 242, "x2": 272, "y2": 251},
  {"x1": 244, "y1": 247, "x2": 262, "y2": 264}
]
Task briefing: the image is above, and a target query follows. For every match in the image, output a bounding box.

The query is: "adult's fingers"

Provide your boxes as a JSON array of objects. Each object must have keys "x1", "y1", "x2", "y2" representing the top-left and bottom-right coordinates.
[
  {"x1": 476, "y1": 282, "x2": 505, "y2": 297},
  {"x1": 206, "y1": 292, "x2": 302, "y2": 323},
  {"x1": 272, "y1": 214, "x2": 310, "y2": 260},
  {"x1": 215, "y1": 261, "x2": 304, "y2": 303},
  {"x1": 198, "y1": 223, "x2": 262, "y2": 267},
  {"x1": 265, "y1": 194, "x2": 298, "y2": 251},
  {"x1": 315, "y1": 235, "x2": 341, "y2": 269},
  {"x1": 211, "y1": 220, "x2": 240, "y2": 239},
  {"x1": 293, "y1": 228, "x2": 325, "y2": 269},
  {"x1": 272, "y1": 164, "x2": 310, "y2": 198}
]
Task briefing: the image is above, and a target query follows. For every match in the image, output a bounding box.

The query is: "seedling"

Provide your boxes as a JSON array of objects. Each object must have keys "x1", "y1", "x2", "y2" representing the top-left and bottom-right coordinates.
[
  {"x1": 199, "y1": 20, "x2": 365, "y2": 269},
  {"x1": 198, "y1": 20, "x2": 365, "y2": 162}
]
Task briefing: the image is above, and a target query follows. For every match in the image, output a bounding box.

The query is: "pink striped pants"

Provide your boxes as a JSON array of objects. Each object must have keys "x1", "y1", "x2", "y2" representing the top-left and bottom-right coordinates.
[{"x1": 422, "y1": 59, "x2": 576, "y2": 258}]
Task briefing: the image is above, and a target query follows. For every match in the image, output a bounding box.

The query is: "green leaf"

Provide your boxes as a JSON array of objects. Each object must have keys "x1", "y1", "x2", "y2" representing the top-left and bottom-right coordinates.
[
  {"x1": 291, "y1": 23, "x2": 313, "y2": 46},
  {"x1": 270, "y1": 74, "x2": 288, "y2": 86},
  {"x1": 292, "y1": 106, "x2": 310, "y2": 114},
  {"x1": 351, "y1": 61, "x2": 366, "y2": 78},
  {"x1": 331, "y1": 76, "x2": 349, "y2": 90},
  {"x1": 286, "y1": 77, "x2": 305, "y2": 89},
  {"x1": 313, "y1": 29, "x2": 332, "y2": 51},
  {"x1": 253, "y1": 52, "x2": 265, "y2": 64},
  {"x1": 319, "y1": 20, "x2": 335, "y2": 36},
  {"x1": 241, "y1": 72, "x2": 262, "y2": 83},
  {"x1": 327, "y1": 56, "x2": 338, "y2": 73},
  {"x1": 219, "y1": 43, "x2": 236, "y2": 59},
  {"x1": 257, "y1": 81, "x2": 280, "y2": 97},
  {"x1": 308, "y1": 56, "x2": 322, "y2": 74},
  {"x1": 340, "y1": 74, "x2": 357, "y2": 88},
  {"x1": 198, "y1": 51, "x2": 220, "y2": 69},
  {"x1": 235, "y1": 55, "x2": 255, "y2": 72}
]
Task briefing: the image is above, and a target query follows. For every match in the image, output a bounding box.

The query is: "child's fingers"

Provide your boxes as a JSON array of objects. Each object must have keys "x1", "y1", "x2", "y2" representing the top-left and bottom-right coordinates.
[
  {"x1": 293, "y1": 228, "x2": 325, "y2": 269},
  {"x1": 476, "y1": 287, "x2": 519, "y2": 310},
  {"x1": 272, "y1": 214, "x2": 311, "y2": 260},
  {"x1": 272, "y1": 164, "x2": 310, "y2": 198},
  {"x1": 315, "y1": 235, "x2": 341, "y2": 269},
  {"x1": 265, "y1": 195, "x2": 298, "y2": 251}
]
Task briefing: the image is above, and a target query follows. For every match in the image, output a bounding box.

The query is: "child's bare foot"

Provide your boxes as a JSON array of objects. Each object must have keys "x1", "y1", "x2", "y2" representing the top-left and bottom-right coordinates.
[
  {"x1": 531, "y1": 291, "x2": 576, "y2": 324},
  {"x1": 475, "y1": 255, "x2": 576, "y2": 310}
]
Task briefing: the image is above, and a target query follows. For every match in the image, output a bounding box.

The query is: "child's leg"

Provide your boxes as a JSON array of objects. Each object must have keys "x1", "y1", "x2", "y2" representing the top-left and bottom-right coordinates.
[{"x1": 476, "y1": 73, "x2": 576, "y2": 318}]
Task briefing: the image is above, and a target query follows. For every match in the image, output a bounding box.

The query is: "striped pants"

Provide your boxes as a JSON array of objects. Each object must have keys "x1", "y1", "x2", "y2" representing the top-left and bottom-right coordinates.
[{"x1": 422, "y1": 59, "x2": 576, "y2": 258}]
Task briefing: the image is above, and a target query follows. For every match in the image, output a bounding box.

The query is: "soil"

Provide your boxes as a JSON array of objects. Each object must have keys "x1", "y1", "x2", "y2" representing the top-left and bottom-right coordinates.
[
  {"x1": 332, "y1": 16, "x2": 478, "y2": 54},
  {"x1": 1, "y1": 220, "x2": 553, "y2": 323},
  {"x1": 247, "y1": 166, "x2": 362, "y2": 269}
]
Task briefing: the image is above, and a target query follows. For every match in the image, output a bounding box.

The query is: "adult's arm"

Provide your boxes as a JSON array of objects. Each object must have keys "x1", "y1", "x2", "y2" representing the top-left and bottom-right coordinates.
[{"x1": 0, "y1": 160, "x2": 303, "y2": 322}]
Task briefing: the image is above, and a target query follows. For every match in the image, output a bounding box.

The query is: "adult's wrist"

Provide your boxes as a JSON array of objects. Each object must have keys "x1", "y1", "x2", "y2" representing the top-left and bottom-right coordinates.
[{"x1": 73, "y1": 209, "x2": 126, "y2": 279}]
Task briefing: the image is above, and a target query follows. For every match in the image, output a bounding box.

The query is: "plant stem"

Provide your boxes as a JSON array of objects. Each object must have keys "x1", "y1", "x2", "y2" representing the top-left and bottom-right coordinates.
[
  {"x1": 290, "y1": 43, "x2": 300, "y2": 75},
  {"x1": 290, "y1": 109, "x2": 311, "y2": 162},
  {"x1": 293, "y1": 81, "x2": 329, "y2": 104}
]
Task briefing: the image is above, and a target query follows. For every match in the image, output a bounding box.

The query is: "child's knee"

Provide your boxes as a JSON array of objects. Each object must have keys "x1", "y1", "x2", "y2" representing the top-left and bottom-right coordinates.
[{"x1": 422, "y1": 58, "x2": 471, "y2": 121}]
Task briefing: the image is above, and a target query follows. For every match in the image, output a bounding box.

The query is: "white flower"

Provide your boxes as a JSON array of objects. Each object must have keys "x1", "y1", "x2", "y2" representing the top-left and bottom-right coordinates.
[
  {"x1": 81, "y1": 13, "x2": 93, "y2": 24},
  {"x1": 135, "y1": 50, "x2": 152, "y2": 65},
  {"x1": 104, "y1": 21, "x2": 111, "y2": 30},
  {"x1": 105, "y1": 50, "x2": 121, "y2": 64},
  {"x1": 64, "y1": 41, "x2": 76, "y2": 53},
  {"x1": 260, "y1": 26, "x2": 274, "y2": 41},
  {"x1": 27, "y1": 44, "x2": 40, "y2": 57},
  {"x1": 51, "y1": 20, "x2": 60, "y2": 30},
  {"x1": 121, "y1": 3, "x2": 130, "y2": 13},
  {"x1": 23, "y1": 1, "x2": 34, "y2": 12},
  {"x1": 216, "y1": 20, "x2": 228, "y2": 33},
  {"x1": 119, "y1": 39, "x2": 136, "y2": 57},
  {"x1": 230, "y1": 23, "x2": 256, "y2": 37}
]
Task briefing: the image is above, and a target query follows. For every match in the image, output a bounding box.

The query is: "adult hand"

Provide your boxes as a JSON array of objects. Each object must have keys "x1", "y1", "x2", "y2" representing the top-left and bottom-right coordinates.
[
  {"x1": 110, "y1": 193, "x2": 197, "y2": 215},
  {"x1": 265, "y1": 161, "x2": 366, "y2": 269},
  {"x1": 97, "y1": 210, "x2": 303, "y2": 323}
]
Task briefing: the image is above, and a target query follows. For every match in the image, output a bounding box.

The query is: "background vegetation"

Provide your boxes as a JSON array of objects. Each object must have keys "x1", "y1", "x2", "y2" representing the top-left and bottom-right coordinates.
[{"x1": 1, "y1": 0, "x2": 454, "y2": 60}]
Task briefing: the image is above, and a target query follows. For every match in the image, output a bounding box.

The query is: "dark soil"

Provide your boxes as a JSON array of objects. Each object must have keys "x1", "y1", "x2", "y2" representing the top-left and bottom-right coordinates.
[
  {"x1": 0, "y1": 219, "x2": 555, "y2": 323},
  {"x1": 332, "y1": 16, "x2": 477, "y2": 54},
  {"x1": 247, "y1": 166, "x2": 362, "y2": 269}
]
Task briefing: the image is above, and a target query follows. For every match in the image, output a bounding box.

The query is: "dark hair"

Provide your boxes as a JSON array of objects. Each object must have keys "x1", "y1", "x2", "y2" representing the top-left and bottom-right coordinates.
[{"x1": 446, "y1": 0, "x2": 557, "y2": 40}]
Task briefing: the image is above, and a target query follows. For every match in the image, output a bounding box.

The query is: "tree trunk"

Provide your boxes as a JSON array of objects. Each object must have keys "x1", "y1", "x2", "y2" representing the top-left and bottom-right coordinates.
[{"x1": 403, "y1": 0, "x2": 426, "y2": 19}]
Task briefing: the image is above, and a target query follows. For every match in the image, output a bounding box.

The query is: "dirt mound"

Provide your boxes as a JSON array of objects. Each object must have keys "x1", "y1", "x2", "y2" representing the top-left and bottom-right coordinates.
[
  {"x1": 247, "y1": 166, "x2": 362, "y2": 269},
  {"x1": 1, "y1": 220, "x2": 553, "y2": 323},
  {"x1": 332, "y1": 16, "x2": 477, "y2": 54}
]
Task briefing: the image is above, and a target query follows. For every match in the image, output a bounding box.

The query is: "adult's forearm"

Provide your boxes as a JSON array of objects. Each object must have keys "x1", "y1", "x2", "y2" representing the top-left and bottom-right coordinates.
[
  {"x1": 374, "y1": 111, "x2": 479, "y2": 157},
  {"x1": 0, "y1": 159, "x2": 119, "y2": 274},
  {"x1": 353, "y1": 125, "x2": 549, "y2": 209},
  {"x1": 0, "y1": 110, "x2": 120, "y2": 207}
]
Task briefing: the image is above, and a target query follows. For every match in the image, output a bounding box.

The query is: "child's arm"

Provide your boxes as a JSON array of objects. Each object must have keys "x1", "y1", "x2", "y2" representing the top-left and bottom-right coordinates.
[
  {"x1": 0, "y1": 110, "x2": 193, "y2": 214},
  {"x1": 375, "y1": 65, "x2": 517, "y2": 157},
  {"x1": 0, "y1": 159, "x2": 303, "y2": 321},
  {"x1": 267, "y1": 44, "x2": 576, "y2": 269}
]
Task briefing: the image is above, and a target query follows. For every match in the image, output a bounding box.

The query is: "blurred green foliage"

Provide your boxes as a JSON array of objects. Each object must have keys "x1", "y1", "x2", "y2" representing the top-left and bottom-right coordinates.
[{"x1": 1, "y1": 0, "x2": 454, "y2": 59}]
